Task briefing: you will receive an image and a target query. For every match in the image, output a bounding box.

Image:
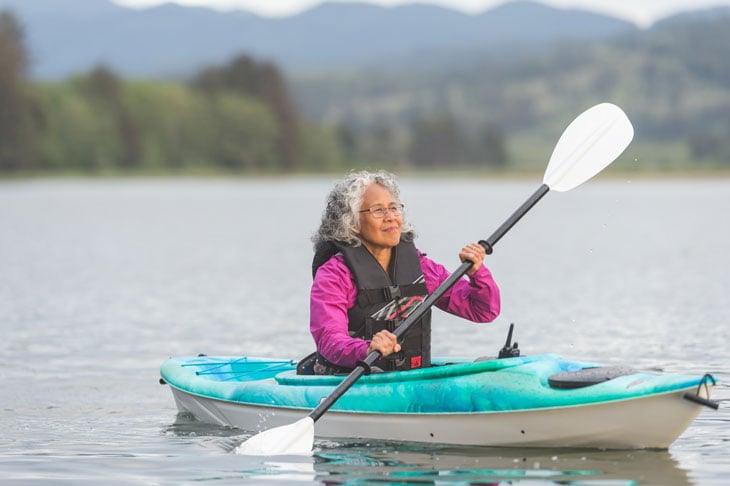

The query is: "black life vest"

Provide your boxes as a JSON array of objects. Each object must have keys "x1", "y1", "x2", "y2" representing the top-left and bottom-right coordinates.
[{"x1": 312, "y1": 239, "x2": 431, "y2": 372}]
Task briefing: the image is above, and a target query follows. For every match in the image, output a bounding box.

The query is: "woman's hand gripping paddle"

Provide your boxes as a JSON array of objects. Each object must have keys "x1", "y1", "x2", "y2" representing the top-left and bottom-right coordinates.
[{"x1": 235, "y1": 102, "x2": 634, "y2": 456}]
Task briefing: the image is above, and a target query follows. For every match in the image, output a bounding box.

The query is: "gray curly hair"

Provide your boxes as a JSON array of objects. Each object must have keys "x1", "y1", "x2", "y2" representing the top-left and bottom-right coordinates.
[{"x1": 312, "y1": 170, "x2": 416, "y2": 248}]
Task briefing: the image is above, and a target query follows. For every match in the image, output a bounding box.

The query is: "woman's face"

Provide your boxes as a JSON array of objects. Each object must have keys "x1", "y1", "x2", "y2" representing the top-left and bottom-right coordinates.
[{"x1": 357, "y1": 183, "x2": 402, "y2": 253}]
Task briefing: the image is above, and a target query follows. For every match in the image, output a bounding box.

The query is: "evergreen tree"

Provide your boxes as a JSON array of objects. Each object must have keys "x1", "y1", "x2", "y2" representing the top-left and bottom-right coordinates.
[
  {"x1": 409, "y1": 114, "x2": 466, "y2": 167},
  {"x1": 0, "y1": 11, "x2": 41, "y2": 171},
  {"x1": 193, "y1": 55, "x2": 302, "y2": 170},
  {"x1": 79, "y1": 66, "x2": 142, "y2": 169}
]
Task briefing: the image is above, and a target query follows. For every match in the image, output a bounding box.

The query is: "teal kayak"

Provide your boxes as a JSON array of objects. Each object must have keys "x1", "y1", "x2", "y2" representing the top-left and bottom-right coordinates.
[{"x1": 160, "y1": 353, "x2": 717, "y2": 449}]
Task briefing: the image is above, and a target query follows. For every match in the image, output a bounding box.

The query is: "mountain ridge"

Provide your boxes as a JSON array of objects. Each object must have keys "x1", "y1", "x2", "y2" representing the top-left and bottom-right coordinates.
[{"x1": 1, "y1": 0, "x2": 638, "y2": 79}]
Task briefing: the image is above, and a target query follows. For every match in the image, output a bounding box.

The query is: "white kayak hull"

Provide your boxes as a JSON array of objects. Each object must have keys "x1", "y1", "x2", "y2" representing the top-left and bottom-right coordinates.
[{"x1": 168, "y1": 383, "x2": 710, "y2": 449}]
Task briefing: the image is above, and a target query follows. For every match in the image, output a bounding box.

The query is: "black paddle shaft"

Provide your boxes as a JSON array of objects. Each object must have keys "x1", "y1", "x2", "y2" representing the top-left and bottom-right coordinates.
[
  {"x1": 308, "y1": 183, "x2": 551, "y2": 423},
  {"x1": 479, "y1": 183, "x2": 550, "y2": 254}
]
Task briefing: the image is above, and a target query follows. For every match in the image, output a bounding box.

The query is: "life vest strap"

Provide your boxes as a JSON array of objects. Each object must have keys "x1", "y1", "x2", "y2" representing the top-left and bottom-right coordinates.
[{"x1": 357, "y1": 282, "x2": 428, "y2": 307}]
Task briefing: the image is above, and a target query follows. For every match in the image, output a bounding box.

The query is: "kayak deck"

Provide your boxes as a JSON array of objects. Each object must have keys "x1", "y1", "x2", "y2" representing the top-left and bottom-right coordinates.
[{"x1": 161, "y1": 354, "x2": 709, "y2": 413}]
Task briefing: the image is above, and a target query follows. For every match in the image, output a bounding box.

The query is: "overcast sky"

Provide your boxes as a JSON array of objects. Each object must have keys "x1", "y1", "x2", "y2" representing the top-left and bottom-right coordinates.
[{"x1": 113, "y1": 0, "x2": 730, "y2": 27}]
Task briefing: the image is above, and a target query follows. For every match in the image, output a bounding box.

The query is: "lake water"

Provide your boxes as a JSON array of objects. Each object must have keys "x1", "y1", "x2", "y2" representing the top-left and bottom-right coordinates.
[{"x1": 1, "y1": 176, "x2": 728, "y2": 484}]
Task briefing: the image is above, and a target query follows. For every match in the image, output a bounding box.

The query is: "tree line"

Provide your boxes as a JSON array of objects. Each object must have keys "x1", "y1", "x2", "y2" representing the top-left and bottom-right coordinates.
[
  {"x1": 291, "y1": 13, "x2": 730, "y2": 170},
  {"x1": 0, "y1": 10, "x2": 507, "y2": 175}
]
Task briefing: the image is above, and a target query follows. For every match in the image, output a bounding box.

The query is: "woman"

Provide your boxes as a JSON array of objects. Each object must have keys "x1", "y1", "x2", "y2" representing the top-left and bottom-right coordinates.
[{"x1": 307, "y1": 170, "x2": 500, "y2": 375}]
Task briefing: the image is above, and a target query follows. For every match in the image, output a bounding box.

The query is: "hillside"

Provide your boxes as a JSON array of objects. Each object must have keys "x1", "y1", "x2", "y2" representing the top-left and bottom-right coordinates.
[
  {"x1": 290, "y1": 9, "x2": 730, "y2": 169},
  {"x1": 0, "y1": 0, "x2": 636, "y2": 79}
]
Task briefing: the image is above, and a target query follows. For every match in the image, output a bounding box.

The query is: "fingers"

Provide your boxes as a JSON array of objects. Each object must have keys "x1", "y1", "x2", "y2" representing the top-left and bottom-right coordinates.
[
  {"x1": 367, "y1": 330, "x2": 401, "y2": 357},
  {"x1": 460, "y1": 242, "x2": 486, "y2": 275}
]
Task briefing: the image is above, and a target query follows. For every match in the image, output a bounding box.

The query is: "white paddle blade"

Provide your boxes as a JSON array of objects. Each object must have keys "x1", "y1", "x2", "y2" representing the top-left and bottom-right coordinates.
[
  {"x1": 234, "y1": 417, "x2": 314, "y2": 456},
  {"x1": 543, "y1": 103, "x2": 634, "y2": 192}
]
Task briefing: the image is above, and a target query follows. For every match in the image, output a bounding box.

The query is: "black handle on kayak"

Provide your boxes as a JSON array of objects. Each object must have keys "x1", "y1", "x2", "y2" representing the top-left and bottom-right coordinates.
[
  {"x1": 682, "y1": 373, "x2": 719, "y2": 410},
  {"x1": 683, "y1": 392, "x2": 719, "y2": 410},
  {"x1": 307, "y1": 184, "x2": 552, "y2": 424}
]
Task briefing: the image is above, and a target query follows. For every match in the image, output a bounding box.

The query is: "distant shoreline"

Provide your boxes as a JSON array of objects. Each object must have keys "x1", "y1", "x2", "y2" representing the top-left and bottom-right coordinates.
[{"x1": 2, "y1": 167, "x2": 730, "y2": 182}]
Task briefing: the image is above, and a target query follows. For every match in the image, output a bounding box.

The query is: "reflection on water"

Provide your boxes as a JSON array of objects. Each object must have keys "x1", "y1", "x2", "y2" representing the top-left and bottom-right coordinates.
[
  {"x1": 315, "y1": 443, "x2": 689, "y2": 485},
  {"x1": 166, "y1": 412, "x2": 244, "y2": 440}
]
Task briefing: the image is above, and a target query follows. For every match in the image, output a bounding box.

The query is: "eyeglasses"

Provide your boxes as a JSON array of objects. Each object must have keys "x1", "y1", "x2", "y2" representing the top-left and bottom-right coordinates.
[{"x1": 359, "y1": 203, "x2": 404, "y2": 219}]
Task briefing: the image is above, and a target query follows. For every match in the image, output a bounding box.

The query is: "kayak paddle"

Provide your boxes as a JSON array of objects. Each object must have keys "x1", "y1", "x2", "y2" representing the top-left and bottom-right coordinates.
[{"x1": 235, "y1": 102, "x2": 634, "y2": 455}]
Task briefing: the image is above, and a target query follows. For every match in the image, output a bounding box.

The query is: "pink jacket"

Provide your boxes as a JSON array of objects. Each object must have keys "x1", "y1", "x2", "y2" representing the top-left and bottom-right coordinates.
[{"x1": 310, "y1": 250, "x2": 500, "y2": 368}]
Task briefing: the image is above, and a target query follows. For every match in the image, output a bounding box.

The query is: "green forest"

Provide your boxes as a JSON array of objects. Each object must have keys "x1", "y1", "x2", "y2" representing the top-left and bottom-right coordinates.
[{"x1": 1, "y1": 9, "x2": 729, "y2": 176}]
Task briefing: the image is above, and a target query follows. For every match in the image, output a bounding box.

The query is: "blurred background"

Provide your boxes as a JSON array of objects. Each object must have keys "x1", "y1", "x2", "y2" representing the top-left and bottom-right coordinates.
[
  {"x1": 1, "y1": 0, "x2": 729, "y2": 176},
  {"x1": 2, "y1": 5, "x2": 729, "y2": 482}
]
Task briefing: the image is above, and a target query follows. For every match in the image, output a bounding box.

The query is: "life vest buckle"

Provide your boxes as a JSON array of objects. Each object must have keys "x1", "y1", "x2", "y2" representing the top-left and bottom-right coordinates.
[{"x1": 384, "y1": 285, "x2": 401, "y2": 300}]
